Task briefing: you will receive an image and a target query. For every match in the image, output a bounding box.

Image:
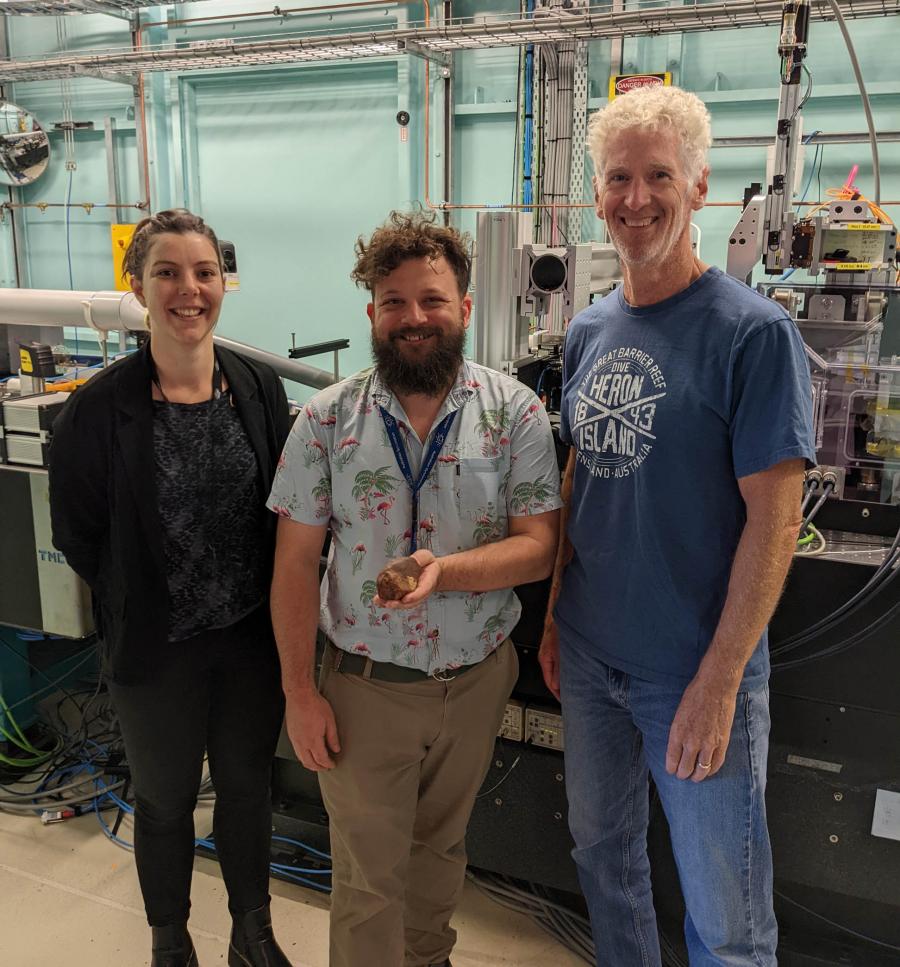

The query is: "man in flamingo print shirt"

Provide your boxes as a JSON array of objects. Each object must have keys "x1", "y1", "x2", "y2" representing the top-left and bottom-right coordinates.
[{"x1": 268, "y1": 211, "x2": 561, "y2": 967}]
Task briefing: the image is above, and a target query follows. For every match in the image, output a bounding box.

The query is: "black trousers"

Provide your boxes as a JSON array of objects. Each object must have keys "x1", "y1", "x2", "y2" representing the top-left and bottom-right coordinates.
[{"x1": 108, "y1": 606, "x2": 285, "y2": 927}]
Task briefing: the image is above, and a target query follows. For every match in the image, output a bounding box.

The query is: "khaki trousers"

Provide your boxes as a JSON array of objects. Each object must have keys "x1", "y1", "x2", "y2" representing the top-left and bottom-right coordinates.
[{"x1": 318, "y1": 640, "x2": 518, "y2": 967}]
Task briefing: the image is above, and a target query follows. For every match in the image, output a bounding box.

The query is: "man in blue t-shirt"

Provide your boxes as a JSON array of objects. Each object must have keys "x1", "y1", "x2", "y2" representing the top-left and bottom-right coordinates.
[{"x1": 540, "y1": 86, "x2": 816, "y2": 966}]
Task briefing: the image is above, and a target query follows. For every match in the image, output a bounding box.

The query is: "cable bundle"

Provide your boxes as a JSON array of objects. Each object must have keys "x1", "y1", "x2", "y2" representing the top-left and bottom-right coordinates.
[
  {"x1": 0, "y1": 629, "x2": 333, "y2": 895},
  {"x1": 467, "y1": 869, "x2": 595, "y2": 963},
  {"x1": 803, "y1": 183, "x2": 894, "y2": 227},
  {"x1": 467, "y1": 868, "x2": 689, "y2": 966},
  {"x1": 0, "y1": 633, "x2": 129, "y2": 828},
  {"x1": 776, "y1": 472, "x2": 900, "y2": 670}
]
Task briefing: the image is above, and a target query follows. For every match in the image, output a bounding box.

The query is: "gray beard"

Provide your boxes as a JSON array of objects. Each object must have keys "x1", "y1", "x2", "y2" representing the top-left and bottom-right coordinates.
[
  {"x1": 607, "y1": 208, "x2": 692, "y2": 267},
  {"x1": 371, "y1": 326, "x2": 466, "y2": 397}
]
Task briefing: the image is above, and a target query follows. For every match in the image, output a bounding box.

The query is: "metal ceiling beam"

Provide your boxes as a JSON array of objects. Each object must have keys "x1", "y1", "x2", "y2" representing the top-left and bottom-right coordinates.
[
  {"x1": 0, "y1": 0, "x2": 215, "y2": 17},
  {"x1": 73, "y1": 65, "x2": 139, "y2": 85},
  {"x1": 397, "y1": 37, "x2": 452, "y2": 70},
  {"x1": 713, "y1": 131, "x2": 900, "y2": 147},
  {"x1": 0, "y1": 0, "x2": 896, "y2": 81}
]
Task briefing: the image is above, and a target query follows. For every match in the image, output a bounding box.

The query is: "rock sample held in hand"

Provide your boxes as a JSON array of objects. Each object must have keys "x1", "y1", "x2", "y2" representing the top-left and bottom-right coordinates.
[{"x1": 376, "y1": 556, "x2": 423, "y2": 601}]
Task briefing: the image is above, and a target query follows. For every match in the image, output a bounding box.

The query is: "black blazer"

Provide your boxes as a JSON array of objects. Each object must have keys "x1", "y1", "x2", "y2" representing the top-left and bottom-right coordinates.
[{"x1": 49, "y1": 343, "x2": 291, "y2": 684}]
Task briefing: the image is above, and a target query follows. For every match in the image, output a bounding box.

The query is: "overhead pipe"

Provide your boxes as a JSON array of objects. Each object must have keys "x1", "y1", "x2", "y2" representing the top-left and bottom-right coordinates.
[
  {"x1": 2, "y1": 202, "x2": 146, "y2": 213},
  {"x1": 441, "y1": 0, "x2": 452, "y2": 225},
  {"x1": 132, "y1": 17, "x2": 152, "y2": 213}
]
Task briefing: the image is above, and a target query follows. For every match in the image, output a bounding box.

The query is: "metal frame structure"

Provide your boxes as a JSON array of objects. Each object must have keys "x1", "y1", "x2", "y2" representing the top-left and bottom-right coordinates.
[
  {"x1": 0, "y1": 0, "x2": 215, "y2": 17},
  {"x1": 0, "y1": 0, "x2": 896, "y2": 82},
  {"x1": 567, "y1": 39, "x2": 589, "y2": 244}
]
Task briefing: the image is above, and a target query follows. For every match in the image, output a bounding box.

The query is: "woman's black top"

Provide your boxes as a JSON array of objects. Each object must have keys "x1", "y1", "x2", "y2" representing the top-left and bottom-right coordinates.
[
  {"x1": 48, "y1": 344, "x2": 291, "y2": 684},
  {"x1": 153, "y1": 393, "x2": 268, "y2": 642}
]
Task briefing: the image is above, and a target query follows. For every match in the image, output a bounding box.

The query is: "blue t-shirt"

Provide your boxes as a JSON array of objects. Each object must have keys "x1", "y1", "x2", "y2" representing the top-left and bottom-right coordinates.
[{"x1": 555, "y1": 266, "x2": 816, "y2": 688}]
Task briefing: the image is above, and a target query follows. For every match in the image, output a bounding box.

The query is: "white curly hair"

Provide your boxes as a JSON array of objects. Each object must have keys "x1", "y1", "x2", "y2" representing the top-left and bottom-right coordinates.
[{"x1": 586, "y1": 85, "x2": 712, "y2": 185}]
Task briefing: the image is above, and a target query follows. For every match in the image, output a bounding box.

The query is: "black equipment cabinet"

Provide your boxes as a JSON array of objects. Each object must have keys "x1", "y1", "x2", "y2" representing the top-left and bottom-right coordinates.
[{"x1": 271, "y1": 558, "x2": 900, "y2": 964}]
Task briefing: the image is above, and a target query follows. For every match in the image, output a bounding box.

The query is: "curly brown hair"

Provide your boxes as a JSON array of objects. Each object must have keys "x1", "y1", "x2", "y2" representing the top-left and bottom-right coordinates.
[
  {"x1": 351, "y1": 211, "x2": 472, "y2": 296},
  {"x1": 122, "y1": 208, "x2": 222, "y2": 282}
]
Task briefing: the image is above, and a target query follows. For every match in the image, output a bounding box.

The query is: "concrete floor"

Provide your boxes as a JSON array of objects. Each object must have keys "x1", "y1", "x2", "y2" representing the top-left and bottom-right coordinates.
[{"x1": 0, "y1": 801, "x2": 587, "y2": 967}]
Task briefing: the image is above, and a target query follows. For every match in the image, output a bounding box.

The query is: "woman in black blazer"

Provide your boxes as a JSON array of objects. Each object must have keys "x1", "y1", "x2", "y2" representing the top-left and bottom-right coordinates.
[{"x1": 49, "y1": 210, "x2": 294, "y2": 967}]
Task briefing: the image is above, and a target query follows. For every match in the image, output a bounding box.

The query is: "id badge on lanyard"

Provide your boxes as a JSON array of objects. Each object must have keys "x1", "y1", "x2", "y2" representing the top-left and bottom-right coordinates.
[{"x1": 379, "y1": 406, "x2": 456, "y2": 552}]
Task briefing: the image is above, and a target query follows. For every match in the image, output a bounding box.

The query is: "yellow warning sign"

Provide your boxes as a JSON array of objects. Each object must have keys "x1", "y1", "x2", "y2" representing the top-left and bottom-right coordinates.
[
  {"x1": 111, "y1": 223, "x2": 136, "y2": 292},
  {"x1": 19, "y1": 348, "x2": 33, "y2": 373}
]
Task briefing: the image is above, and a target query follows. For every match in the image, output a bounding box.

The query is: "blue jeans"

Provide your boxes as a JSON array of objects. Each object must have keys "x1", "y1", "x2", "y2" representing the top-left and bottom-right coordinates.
[{"x1": 560, "y1": 642, "x2": 777, "y2": 966}]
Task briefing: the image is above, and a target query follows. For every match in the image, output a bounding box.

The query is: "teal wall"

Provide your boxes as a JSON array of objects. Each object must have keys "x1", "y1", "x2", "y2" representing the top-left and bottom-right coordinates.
[{"x1": 2, "y1": 1, "x2": 898, "y2": 400}]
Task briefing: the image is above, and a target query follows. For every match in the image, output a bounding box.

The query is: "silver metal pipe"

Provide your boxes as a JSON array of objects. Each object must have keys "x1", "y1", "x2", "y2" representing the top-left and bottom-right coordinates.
[
  {"x1": 212, "y1": 334, "x2": 335, "y2": 389},
  {"x1": 104, "y1": 116, "x2": 126, "y2": 224},
  {"x1": 827, "y1": 0, "x2": 880, "y2": 205}
]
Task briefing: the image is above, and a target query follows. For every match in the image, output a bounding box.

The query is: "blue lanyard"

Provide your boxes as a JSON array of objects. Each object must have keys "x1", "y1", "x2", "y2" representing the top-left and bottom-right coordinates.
[{"x1": 379, "y1": 406, "x2": 456, "y2": 552}]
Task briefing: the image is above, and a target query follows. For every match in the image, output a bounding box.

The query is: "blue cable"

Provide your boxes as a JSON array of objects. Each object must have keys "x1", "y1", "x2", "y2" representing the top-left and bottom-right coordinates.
[
  {"x1": 776, "y1": 133, "x2": 821, "y2": 283},
  {"x1": 200, "y1": 835, "x2": 332, "y2": 891},
  {"x1": 95, "y1": 802, "x2": 135, "y2": 851},
  {"x1": 798, "y1": 139, "x2": 820, "y2": 208},
  {"x1": 522, "y1": 0, "x2": 535, "y2": 210},
  {"x1": 271, "y1": 834, "x2": 331, "y2": 861},
  {"x1": 269, "y1": 863, "x2": 331, "y2": 877},
  {"x1": 49, "y1": 751, "x2": 334, "y2": 891},
  {"x1": 102, "y1": 790, "x2": 134, "y2": 814},
  {"x1": 84, "y1": 798, "x2": 335, "y2": 893}
]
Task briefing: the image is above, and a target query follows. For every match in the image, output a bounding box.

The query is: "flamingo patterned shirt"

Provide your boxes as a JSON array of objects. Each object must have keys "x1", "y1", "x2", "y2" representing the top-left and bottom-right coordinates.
[{"x1": 267, "y1": 359, "x2": 562, "y2": 674}]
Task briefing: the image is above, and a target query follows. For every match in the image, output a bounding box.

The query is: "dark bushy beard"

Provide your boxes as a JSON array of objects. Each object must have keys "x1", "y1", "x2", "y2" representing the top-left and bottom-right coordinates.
[{"x1": 371, "y1": 323, "x2": 466, "y2": 397}]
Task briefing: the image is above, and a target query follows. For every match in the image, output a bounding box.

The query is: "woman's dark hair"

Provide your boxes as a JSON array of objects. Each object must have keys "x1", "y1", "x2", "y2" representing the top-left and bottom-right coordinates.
[
  {"x1": 351, "y1": 210, "x2": 472, "y2": 296},
  {"x1": 122, "y1": 208, "x2": 222, "y2": 281}
]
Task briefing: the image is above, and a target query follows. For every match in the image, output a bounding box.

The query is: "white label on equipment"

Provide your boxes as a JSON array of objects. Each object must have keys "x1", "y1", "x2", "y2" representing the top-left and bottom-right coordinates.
[
  {"x1": 786, "y1": 754, "x2": 843, "y2": 774},
  {"x1": 821, "y1": 227, "x2": 889, "y2": 265},
  {"x1": 872, "y1": 788, "x2": 900, "y2": 842}
]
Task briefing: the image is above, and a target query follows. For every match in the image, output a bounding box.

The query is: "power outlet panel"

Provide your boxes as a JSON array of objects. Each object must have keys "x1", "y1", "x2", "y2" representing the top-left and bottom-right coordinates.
[
  {"x1": 525, "y1": 707, "x2": 565, "y2": 751},
  {"x1": 499, "y1": 699, "x2": 525, "y2": 741}
]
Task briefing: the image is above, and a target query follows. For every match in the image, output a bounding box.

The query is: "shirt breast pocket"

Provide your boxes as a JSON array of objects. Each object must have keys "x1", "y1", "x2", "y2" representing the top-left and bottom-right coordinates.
[{"x1": 454, "y1": 457, "x2": 506, "y2": 548}]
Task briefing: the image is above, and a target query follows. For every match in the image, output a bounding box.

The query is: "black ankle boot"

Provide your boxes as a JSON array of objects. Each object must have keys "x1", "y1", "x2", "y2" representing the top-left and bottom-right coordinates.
[
  {"x1": 228, "y1": 904, "x2": 293, "y2": 967},
  {"x1": 151, "y1": 923, "x2": 199, "y2": 967}
]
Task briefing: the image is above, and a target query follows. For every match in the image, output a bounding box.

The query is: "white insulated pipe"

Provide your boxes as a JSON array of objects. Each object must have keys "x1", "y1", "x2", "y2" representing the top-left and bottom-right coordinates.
[
  {"x1": 0, "y1": 287, "x2": 148, "y2": 332},
  {"x1": 0, "y1": 287, "x2": 336, "y2": 389}
]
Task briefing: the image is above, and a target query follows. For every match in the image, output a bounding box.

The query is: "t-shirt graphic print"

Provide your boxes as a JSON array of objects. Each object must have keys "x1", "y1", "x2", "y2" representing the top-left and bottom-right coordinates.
[{"x1": 571, "y1": 346, "x2": 667, "y2": 480}]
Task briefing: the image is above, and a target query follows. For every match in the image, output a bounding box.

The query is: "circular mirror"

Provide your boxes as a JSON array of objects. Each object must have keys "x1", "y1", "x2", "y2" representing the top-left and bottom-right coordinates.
[{"x1": 0, "y1": 101, "x2": 50, "y2": 187}]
